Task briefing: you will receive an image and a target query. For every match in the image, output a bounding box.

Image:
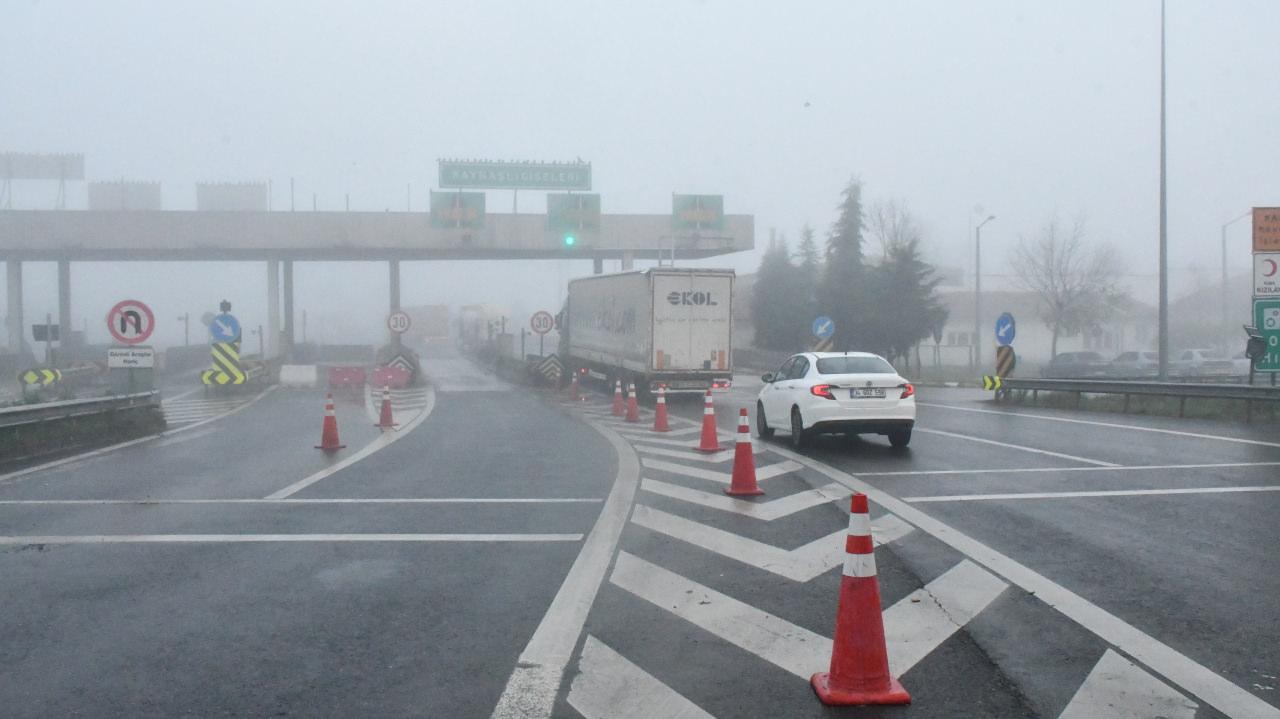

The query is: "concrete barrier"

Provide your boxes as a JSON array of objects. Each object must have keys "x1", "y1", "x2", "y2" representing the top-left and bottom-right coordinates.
[{"x1": 279, "y1": 364, "x2": 319, "y2": 388}]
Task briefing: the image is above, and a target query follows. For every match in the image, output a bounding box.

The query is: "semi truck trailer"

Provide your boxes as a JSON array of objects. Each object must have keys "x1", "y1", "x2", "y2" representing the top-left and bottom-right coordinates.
[{"x1": 563, "y1": 268, "x2": 734, "y2": 395}]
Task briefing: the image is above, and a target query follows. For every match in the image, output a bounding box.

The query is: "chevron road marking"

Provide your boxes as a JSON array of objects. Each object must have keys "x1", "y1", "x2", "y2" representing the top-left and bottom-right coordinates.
[
  {"x1": 629, "y1": 504, "x2": 914, "y2": 582},
  {"x1": 614, "y1": 425, "x2": 702, "y2": 439},
  {"x1": 1058, "y1": 649, "x2": 1197, "y2": 719},
  {"x1": 640, "y1": 457, "x2": 801, "y2": 485},
  {"x1": 641, "y1": 479, "x2": 852, "y2": 520},
  {"x1": 633, "y1": 443, "x2": 764, "y2": 464},
  {"x1": 567, "y1": 635, "x2": 714, "y2": 719},
  {"x1": 610, "y1": 552, "x2": 1004, "y2": 680},
  {"x1": 613, "y1": 433, "x2": 721, "y2": 448}
]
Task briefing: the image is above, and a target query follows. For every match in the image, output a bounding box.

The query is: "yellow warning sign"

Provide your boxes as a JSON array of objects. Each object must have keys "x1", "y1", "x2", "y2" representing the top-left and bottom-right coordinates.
[
  {"x1": 20, "y1": 368, "x2": 61, "y2": 386},
  {"x1": 981, "y1": 375, "x2": 1003, "y2": 391},
  {"x1": 201, "y1": 341, "x2": 246, "y2": 385}
]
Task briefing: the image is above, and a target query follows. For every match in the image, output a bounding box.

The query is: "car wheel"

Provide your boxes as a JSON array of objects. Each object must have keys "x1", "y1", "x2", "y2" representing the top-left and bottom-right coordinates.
[
  {"x1": 888, "y1": 428, "x2": 912, "y2": 448},
  {"x1": 790, "y1": 407, "x2": 808, "y2": 450},
  {"x1": 756, "y1": 401, "x2": 774, "y2": 439}
]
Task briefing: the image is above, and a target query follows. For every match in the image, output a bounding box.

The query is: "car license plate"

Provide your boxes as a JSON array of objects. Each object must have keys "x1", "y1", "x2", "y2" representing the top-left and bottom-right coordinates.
[{"x1": 851, "y1": 388, "x2": 885, "y2": 399}]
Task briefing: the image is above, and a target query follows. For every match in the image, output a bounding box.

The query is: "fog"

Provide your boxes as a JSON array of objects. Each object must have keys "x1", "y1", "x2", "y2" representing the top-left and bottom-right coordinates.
[{"x1": 2, "y1": 0, "x2": 1278, "y2": 348}]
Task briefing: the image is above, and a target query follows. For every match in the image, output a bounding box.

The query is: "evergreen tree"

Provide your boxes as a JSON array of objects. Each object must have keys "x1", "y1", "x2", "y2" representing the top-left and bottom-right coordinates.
[
  {"x1": 751, "y1": 236, "x2": 806, "y2": 349},
  {"x1": 796, "y1": 223, "x2": 821, "y2": 276},
  {"x1": 820, "y1": 179, "x2": 868, "y2": 349},
  {"x1": 876, "y1": 236, "x2": 948, "y2": 363}
]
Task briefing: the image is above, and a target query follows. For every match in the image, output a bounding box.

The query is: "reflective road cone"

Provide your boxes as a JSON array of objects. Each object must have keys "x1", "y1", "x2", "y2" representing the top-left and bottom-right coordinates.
[
  {"x1": 570, "y1": 373, "x2": 582, "y2": 402},
  {"x1": 625, "y1": 383, "x2": 641, "y2": 422},
  {"x1": 694, "y1": 390, "x2": 721, "y2": 453},
  {"x1": 612, "y1": 380, "x2": 624, "y2": 416},
  {"x1": 375, "y1": 385, "x2": 396, "y2": 429},
  {"x1": 315, "y1": 393, "x2": 347, "y2": 451},
  {"x1": 652, "y1": 386, "x2": 670, "y2": 432},
  {"x1": 724, "y1": 408, "x2": 764, "y2": 496},
  {"x1": 811, "y1": 493, "x2": 911, "y2": 706}
]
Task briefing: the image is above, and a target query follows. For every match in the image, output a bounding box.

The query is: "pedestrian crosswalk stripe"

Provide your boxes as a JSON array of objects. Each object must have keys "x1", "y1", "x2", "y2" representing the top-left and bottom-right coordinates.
[{"x1": 567, "y1": 635, "x2": 714, "y2": 719}]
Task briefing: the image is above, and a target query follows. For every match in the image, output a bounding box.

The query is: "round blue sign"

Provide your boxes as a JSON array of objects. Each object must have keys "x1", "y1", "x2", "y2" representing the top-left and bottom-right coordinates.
[
  {"x1": 210, "y1": 312, "x2": 241, "y2": 343},
  {"x1": 995, "y1": 312, "x2": 1016, "y2": 346},
  {"x1": 812, "y1": 316, "x2": 835, "y2": 339}
]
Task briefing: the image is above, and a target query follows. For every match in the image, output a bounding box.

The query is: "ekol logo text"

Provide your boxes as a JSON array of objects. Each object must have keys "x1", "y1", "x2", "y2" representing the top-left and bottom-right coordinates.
[{"x1": 667, "y1": 291, "x2": 718, "y2": 306}]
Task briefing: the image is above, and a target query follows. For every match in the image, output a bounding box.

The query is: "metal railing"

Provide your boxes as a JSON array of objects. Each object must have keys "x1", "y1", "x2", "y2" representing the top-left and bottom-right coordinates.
[
  {"x1": 0, "y1": 391, "x2": 161, "y2": 430},
  {"x1": 999, "y1": 378, "x2": 1280, "y2": 419}
]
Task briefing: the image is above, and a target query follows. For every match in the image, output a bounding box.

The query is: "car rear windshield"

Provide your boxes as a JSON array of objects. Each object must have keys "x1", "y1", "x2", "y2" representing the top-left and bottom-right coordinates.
[{"x1": 815, "y1": 356, "x2": 895, "y2": 374}]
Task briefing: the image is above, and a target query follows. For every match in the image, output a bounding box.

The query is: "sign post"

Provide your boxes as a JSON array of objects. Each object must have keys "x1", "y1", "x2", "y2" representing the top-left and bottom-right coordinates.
[
  {"x1": 811, "y1": 315, "x2": 835, "y2": 352},
  {"x1": 387, "y1": 311, "x2": 411, "y2": 348},
  {"x1": 105, "y1": 299, "x2": 156, "y2": 393},
  {"x1": 1254, "y1": 299, "x2": 1280, "y2": 373},
  {"x1": 530, "y1": 310, "x2": 554, "y2": 356},
  {"x1": 1251, "y1": 209, "x2": 1280, "y2": 382}
]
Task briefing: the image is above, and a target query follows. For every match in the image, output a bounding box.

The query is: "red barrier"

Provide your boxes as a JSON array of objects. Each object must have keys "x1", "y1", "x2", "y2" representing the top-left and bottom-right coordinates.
[
  {"x1": 327, "y1": 366, "x2": 367, "y2": 390},
  {"x1": 371, "y1": 365, "x2": 411, "y2": 389}
]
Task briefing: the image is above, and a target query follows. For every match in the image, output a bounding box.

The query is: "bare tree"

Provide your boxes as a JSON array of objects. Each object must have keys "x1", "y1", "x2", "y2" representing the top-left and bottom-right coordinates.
[
  {"x1": 1010, "y1": 217, "x2": 1124, "y2": 357},
  {"x1": 866, "y1": 199, "x2": 922, "y2": 259}
]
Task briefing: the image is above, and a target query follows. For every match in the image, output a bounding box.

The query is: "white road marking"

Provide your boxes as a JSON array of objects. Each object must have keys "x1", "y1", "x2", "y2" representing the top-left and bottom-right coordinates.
[
  {"x1": 614, "y1": 425, "x2": 702, "y2": 439},
  {"x1": 905, "y1": 485, "x2": 1280, "y2": 503},
  {"x1": 1059, "y1": 649, "x2": 1197, "y2": 719},
  {"x1": 614, "y1": 433, "x2": 716, "y2": 448},
  {"x1": 265, "y1": 386, "x2": 436, "y2": 499},
  {"x1": 857, "y1": 461, "x2": 1280, "y2": 478},
  {"x1": 629, "y1": 504, "x2": 912, "y2": 582},
  {"x1": 0, "y1": 497, "x2": 603, "y2": 506},
  {"x1": 915, "y1": 427, "x2": 1119, "y2": 467},
  {"x1": 610, "y1": 551, "x2": 998, "y2": 680},
  {"x1": 0, "y1": 533, "x2": 583, "y2": 544},
  {"x1": 640, "y1": 457, "x2": 801, "y2": 484},
  {"x1": 0, "y1": 385, "x2": 278, "y2": 486},
  {"x1": 641, "y1": 479, "x2": 852, "y2": 520},
  {"x1": 883, "y1": 560, "x2": 1007, "y2": 674},
  {"x1": 633, "y1": 443, "x2": 763, "y2": 463},
  {"x1": 567, "y1": 635, "x2": 714, "y2": 719},
  {"x1": 491, "y1": 414, "x2": 641, "y2": 719},
  {"x1": 765, "y1": 442, "x2": 1280, "y2": 719},
  {"x1": 920, "y1": 401, "x2": 1280, "y2": 449}
]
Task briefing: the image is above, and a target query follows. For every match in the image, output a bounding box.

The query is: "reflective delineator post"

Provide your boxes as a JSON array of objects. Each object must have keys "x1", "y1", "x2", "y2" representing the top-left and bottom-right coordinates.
[
  {"x1": 625, "y1": 383, "x2": 641, "y2": 423},
  {"x1": 652, "y1": 386, "x2": 670, "y2": 432},
  {"x1": 375, "y1": 385, "x2": 396, "y2": 429},
  {"x1": 315, "y1": 393, "x2": 347, "y2": 451},
  {"x1": 724, "y1": 408, "x2": 763, "y2": 496},
  {"x1": 694, "y1": 390, "x2": 721, "y2": 453},
  {"x1": 570, "y1": 373, "x2": 582, "y2": 402},
  {"x1": 811, "y1": 494, "x2": 910, "y2": 706},
  {"x1": 612, "y1": 379, "x2": 624, "y2": 416}
]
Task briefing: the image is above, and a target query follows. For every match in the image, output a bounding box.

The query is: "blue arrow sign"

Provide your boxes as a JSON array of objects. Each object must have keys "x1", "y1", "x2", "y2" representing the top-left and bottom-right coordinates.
[
  {"x1": 210, "y1": 312, "x2": 241, "y2": 343},
  {"x1": 812, "y1": 315, "x2": 835, "y2": 339},
  {"x1": 995, "y1": 312, "x2": 1016, "y2": 346}
]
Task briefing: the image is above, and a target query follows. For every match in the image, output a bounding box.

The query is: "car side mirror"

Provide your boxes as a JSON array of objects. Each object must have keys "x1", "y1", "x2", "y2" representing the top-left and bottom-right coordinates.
[{"x1": 761, "y1": 372, "x2": 775, "y2": 383}]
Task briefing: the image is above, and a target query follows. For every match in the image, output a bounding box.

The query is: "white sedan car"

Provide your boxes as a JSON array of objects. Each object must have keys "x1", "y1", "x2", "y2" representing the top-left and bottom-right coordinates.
[{"x1": 755, "y1": 352, "x2": 916, "y2": 449}]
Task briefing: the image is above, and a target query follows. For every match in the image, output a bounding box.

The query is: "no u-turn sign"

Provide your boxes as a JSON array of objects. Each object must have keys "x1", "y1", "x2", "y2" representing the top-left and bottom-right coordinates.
[{"x1": 107, "y1": 299, "x2": 156, "y2": 345}]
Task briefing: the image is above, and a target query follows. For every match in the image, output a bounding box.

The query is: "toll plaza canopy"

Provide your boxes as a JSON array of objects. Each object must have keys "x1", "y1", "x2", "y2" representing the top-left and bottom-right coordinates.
[{"x1": 0, "y1": 210, "x2": 754, "y2": 262}]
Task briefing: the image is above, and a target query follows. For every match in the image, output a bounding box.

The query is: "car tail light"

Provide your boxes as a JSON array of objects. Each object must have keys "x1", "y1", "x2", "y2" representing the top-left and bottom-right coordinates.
[
  {"x1": 899, "y1": 383, "x2": 915, "y2": 399},
  {"x1": 578, "y1": 367, "x2": 588, "y2": 375},
  {"x1": 810, "y1": 384, "x2": 835, "y2": 400},
  {"x1": 711, "y1": 379, "x2": 732, "y2": 389}
]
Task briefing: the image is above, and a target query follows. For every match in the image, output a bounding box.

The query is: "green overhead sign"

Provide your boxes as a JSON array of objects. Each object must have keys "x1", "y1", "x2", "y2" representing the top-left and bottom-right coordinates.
[
  {"x1": 1255, "y1": 298, "x2": 1280, "y2": 372},
  {"x1": 547, "y1": 193, "x2": 601, "y2": 237},
  {"x1": 438, "y1": 160, "x2": 591, "y2": 191},
  {"x1": 430, "y1": 191, "x2": 485, "y2": 229},
  {"x1": 672, "y1": 194, "x2": 724, "y2": 232}
]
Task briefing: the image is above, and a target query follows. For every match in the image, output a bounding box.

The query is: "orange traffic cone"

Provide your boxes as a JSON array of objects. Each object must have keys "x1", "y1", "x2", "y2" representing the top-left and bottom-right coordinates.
[
  {"x1": 652, "y1": 386, "x2": 670, "y2": 432},
  {"x1": 315, "y1": 393, "x2": 347, "y2": 451},
  {"x1": 694, "y1": 390, "x2": 721, "y2": 453},
  {"x1": 570, "y1": 373, "x2": 582, "y2": 402},
  {"x1": 375, "y1": 385, "x2": 396, "y2": 429},
  {"x1": 811, "y1": 494, "x2": 911, "y2": 706},
  {"x1": 612, "y1": 380, "x2": 624, "y2": 416},
  {"x1": 625, "y1": 383, "x2": 641, "y2": 422},
  {"x1": 725, "y1": 408, "x2": 764, "y2": 496}
]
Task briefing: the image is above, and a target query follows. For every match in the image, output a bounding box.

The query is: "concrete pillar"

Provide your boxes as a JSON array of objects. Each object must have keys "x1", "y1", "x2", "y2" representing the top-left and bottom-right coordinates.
[
  {"x1": 5, "y1": 261, "x2": 23, "y2": 353},
  {"x1": 282, "y1": 260, "x2": 295, "y2": 358},
  {"x1": 592, "y1": 258, "x2": 604, "y2": 275},
  {"x1": 389, "y1": 259, "x2": 401, "y2": 312},
  {"x1": 621, "y1": 251, "x2": 634, "y2": 271},
  {"x1": 266, "y1": 260, "x2": 280, "y2": 358},
  {"x1": 57, "y1": 260, "x2": 71, "y2": 351}
]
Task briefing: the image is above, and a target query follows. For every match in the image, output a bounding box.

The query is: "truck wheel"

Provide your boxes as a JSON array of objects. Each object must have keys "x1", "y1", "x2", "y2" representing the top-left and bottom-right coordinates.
[
  {"x1": 756, "y1": 402, "x2": 774, "y2": 439},
  {"x1": 888, "y1": 428, "x2": 912, "y2": 449},
  {"x1": 790, "y1": 407, "x2": 808, "y2": 450}
]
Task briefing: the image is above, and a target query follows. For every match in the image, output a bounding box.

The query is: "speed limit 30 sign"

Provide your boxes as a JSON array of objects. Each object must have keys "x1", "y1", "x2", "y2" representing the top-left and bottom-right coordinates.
[
  {"x1": 530, "y1": 310, "x2": 555, "y2": 335},
  {"x1": 387, "y1": 311, "x2": 412, "y2": 334}
]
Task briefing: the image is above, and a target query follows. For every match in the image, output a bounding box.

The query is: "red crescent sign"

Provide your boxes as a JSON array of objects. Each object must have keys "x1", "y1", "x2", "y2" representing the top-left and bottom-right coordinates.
[{"x1": 1266, "y1": 259, "x2": 1278, "y2": 278}]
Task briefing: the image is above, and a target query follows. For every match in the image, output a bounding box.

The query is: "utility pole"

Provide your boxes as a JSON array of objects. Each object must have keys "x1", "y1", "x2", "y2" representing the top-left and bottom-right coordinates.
[
  {"x1": 178, "y1": 312, "x2": 189, "y2": 346},
  {"x1": 974, "y1": 215, "x2": 996, "y2": 369},
  {"x1": 1157, "y1": 0, "x2": 1169, "y2": 379},
  {"x1": 1221, "y1": 211, "x2": 1251, "y2": 350}
]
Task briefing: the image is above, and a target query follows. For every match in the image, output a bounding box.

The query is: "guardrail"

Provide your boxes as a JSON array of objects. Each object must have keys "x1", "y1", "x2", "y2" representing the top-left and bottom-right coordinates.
[
  {"x1": 0, "y1": 391, "x2": 161, "y2": 429},
  {"x1": 1000, "y1": 378, "x2": 1280, "y2": 420}
]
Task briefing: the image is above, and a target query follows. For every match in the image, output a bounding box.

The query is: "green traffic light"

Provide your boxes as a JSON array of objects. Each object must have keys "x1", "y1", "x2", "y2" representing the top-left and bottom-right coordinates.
[{"x1": 564, "y1": 235, "x2": 576, "y2": 247}]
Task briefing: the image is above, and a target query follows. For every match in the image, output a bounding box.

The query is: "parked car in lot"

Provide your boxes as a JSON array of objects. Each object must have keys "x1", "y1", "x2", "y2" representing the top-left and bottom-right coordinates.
[
  {"x1": 1107, "y1": 350, "x2": 1160, "y2": 378},
  {"x1": 755, "y1": 352, "x2": 915, "y2": 449},
  {"x1": 1040, "y1": 351, "x2": 1109, "y2": 378},
  {"x1": 1171, "y1": 348, "x2": 1236, "y2": 377}
]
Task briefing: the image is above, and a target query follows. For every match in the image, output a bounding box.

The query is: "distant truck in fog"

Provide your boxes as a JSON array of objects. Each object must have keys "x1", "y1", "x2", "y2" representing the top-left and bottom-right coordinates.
[{"x1": 563, "y1": 268, "x2": 734, "y2": 395}]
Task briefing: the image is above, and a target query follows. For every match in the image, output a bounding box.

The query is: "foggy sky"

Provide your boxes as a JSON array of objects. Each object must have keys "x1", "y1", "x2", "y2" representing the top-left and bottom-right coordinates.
[{"x1": 3, "y1": 0, "x2": 1278, "y2": 348}]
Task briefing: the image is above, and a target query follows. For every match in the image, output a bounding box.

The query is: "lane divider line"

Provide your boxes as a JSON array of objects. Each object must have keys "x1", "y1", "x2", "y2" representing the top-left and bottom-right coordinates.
[
  {"x1": 0, "y1": 497, "x2": 604, "y2": 506},
  {"x1": 904, "y1": 485, "x2": 1280, "y2": 503},
  {"x1": 265, "y1": 386, "x2": 436, "y2": 499},
  {"x1": 764, "y1": 441, "x2": 1280, "y2": 719},
  {"x1": 0, "y1": 533, "x2": 583, "y2": 544},
  {"x1": 491, "y1": 408, "x2": 641, "y2": 719},
  {"x1": 915, "y1": 427, "x2": 1119, "y2": 467},
  {"x1": 855, "y1": 460, "x2": 1280, "y2": 478}
]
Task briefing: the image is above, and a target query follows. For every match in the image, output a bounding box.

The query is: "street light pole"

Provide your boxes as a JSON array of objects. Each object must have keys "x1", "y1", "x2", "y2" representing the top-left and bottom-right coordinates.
[
  {"x1": 1157, "y1": 0, "x2": 1169, "y2": 379},
  {"x1": 974, "y1": 215, "x2": 996, "y2": 370},
  {"x1": 1221, "y1": 210, "x2": 1252, "y2": 350}
]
